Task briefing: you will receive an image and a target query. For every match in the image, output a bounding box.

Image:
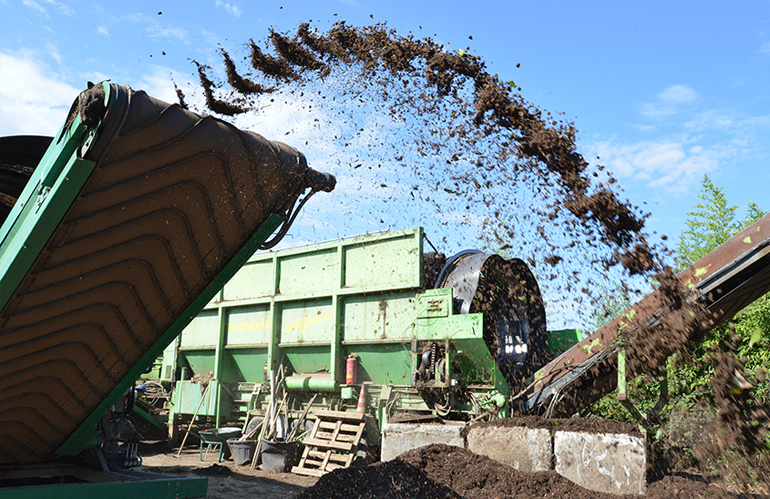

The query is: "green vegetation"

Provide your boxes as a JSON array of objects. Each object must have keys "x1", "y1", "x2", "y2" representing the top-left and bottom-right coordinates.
[{"x1": 583, "y1": 174, "x2": 769, "y2": 448}]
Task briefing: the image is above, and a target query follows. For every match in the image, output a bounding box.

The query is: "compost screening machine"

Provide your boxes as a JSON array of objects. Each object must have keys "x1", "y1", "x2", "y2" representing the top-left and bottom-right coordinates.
[
  {"x1": 0, "y1": 82, "x2": 335, "y2": 497},
  {"x1": 1, "y1": 82, "x2": 769, "y2": 497},
  {"x1": 151, "y1": 213, "x2": 769, "y2": 474}
]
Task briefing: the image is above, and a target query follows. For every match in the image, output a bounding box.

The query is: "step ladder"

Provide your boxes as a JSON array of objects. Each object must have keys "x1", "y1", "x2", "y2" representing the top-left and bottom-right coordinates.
[{"x1": 291, "y1": 410, "x2": 366, "y2": 477}]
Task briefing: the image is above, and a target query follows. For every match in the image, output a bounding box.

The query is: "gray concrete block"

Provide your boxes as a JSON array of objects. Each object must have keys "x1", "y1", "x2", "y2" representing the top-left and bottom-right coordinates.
[
  {"x1": 554, "y1": 431, "x2": 646, "y2": 496},
  {"x1": 380, "y1": 422, "x2": 465, "y2": 462},
  {"x1": 466, "y1": 426, "x2": 552, "y2": 472}
]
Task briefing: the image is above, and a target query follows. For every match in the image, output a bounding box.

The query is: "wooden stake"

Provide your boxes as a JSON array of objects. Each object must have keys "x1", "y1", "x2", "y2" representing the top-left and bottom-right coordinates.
[
  {"x1": 286, "y1": 393, "x2": 317, "y2": 442},
  {"x1": 175, "y1": 383, "x2": 210, "y2": 458}
]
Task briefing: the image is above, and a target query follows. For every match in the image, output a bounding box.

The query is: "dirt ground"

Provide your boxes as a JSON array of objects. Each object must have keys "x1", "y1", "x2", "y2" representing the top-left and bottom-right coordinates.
[
  {"x1": 139, "y1": 441, "x2": 318, "y2": 499},
  {"x1": 139, "y1": 439, "x2": 767, "y2": 499}
]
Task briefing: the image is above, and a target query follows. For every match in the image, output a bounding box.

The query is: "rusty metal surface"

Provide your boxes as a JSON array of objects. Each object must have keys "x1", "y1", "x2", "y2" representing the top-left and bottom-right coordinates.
[
  {"x1": 0, "y1": 84, "x2": 324, "y2": 464},
  {"x1": 519, "y1": 213, "x2": 770, "y2": 416}
]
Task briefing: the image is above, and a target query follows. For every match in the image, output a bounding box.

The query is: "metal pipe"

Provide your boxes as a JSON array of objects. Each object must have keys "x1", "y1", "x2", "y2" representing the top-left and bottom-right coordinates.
[{"x1": 285, "y1": 374, "x2": 338, "y2": 392}]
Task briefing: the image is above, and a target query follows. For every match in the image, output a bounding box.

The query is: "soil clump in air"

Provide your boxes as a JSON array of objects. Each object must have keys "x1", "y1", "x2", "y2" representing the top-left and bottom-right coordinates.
[{"x1": 189, "y1": 21, "x2": 769, "y2": 492}]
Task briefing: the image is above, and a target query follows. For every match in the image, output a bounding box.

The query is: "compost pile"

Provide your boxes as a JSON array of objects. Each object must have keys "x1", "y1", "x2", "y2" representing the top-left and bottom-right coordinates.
[
  {"x1": 296, "y1": 444, "x2": 721, "y2": 499},
  {"x1": 469, "y1": 415, "x2": 642, "y2": 437},
  {"x1": 188, "y1": 21, "x2": 768, "y2": 488}
]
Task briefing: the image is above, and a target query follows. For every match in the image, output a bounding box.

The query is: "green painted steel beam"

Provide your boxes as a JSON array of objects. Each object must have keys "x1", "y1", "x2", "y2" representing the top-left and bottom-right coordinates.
[
  {"x1": 0, "y1": 110, "x2": 99, "y2": 310},
  {"x1": 3, "y1": 472, "x2": 206, "y2": 499},
  {"x1": 132, "y1": 404, "x2": 168, "y2": 432}
]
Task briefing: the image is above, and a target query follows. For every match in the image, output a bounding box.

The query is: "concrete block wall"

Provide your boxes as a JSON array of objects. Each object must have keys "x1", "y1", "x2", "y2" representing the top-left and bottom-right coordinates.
[
  {"x1": 466, "y1": 426, "x2": 551, "y2": 472},
  {"x1": 380, "y1": 422, "x2": 465, "y2": 462},
  {"x1": 381, "y1": 422, "x2": 646, "y2": 496}
]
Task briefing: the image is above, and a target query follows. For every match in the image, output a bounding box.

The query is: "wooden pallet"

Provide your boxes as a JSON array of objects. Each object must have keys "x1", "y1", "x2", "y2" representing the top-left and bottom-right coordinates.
[{"x1": 291, "y1": 410, "x2": 366, "y2": 477}]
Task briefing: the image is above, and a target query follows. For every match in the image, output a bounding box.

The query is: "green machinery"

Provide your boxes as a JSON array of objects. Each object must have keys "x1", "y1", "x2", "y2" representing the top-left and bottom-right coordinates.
[
  {"x1": 158, "y1": 227, "x2": 582, "y2": 445},
  {"x1": 0, "y1": 82, "x2": 334, "y2": 497}
]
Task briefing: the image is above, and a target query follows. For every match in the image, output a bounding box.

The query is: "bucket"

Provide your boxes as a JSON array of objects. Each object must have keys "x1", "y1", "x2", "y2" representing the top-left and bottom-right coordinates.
[
  {"x1": 261, "y1": 440, "x2": 299, "y2": 472},
  {"x1": 227, "y1": 439, "x2": 257, "y2": 466}
]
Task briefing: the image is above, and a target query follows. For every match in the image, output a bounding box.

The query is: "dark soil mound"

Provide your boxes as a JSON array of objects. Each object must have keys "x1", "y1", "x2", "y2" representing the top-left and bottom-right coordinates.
[
  {"x1": 298, "y1": 444, "x2": 729, "y2": 498},
  {"x1": 296, "y1": 458, "x2": 462, "y2": 499}
]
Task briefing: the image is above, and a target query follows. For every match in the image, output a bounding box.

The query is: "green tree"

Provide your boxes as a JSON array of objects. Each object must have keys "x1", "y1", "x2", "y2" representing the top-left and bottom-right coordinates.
[{"x1": 676, "y1": 174, "x2": 740, "y2": 271}]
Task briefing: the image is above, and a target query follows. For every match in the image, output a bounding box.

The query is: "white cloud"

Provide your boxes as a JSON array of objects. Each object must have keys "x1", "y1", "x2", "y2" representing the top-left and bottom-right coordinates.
[
  {"x1": 760, "y1": 42, "x2": 770, "y2": 55},
  {"x1": 0, "y1": 51, "x2": 79, "y2": 135},
  {"x1": 683, "y1": 109, "x2": 735, "y2": 131},
  {"x1": 131, "y1": 66, "x2": 195, "y2": 106},
  {"x1": 659, "y1": 84, "x2": 697, "y2": 103},
  {"x1": 124, "y1": 13, "x2": 188, "y2": 42},
  {"x1": 641, "y1": 84, "x2": 698, "y2": 118},
  {"x1": 590, "y1": 138, "x2": 723, "y2": 194},
  {"x1": 148, "y1": 25, "x2": 188, "y2": 41},
  {"x1": 22, "y1": 0, "x2": 48, "y2": 17},
  {"x1": 43, "y1": 0, "x2": 74, "y2": 17},
  {"x1": 45, "y1": 42, "x2": 63, "y2": 66},
  {"x1": 215, "y1": 0, "x2": 242, "y2": 17},
  {"x1": 21, "y1": 0, "x2": 74, "y2": 17},
  {"x1": 96, "y1": 26, "x2": 109, "y2": 37},
  {"x1": 0, "y1": 53, "x2": 200, "y2": 137},
  {"x1": 631, "y1": 123, "x2": 655, "y2": 132}
]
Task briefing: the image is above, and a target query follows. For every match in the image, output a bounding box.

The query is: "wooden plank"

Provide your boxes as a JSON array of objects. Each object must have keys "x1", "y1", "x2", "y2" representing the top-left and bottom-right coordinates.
[
  {"x1": 320, "y1": 450, "x2": 332, "y2": 472},
  {"x1": 352, "y1": 421, "x2": 365, "y2": 444},
  {"x1": 291, "y1": 466, "x2": 326, "y2": 477},
  {"x1": 302, "y1": 437, "x2": 353, "y2": 452},
  {"x1": 314, "y1": 431, "x2": 359, "y2": 442},
  {"x1": 329, "y1": 420, "x2": 343, "y2": 444},
  {"x1": 317, "y1": 421, "x2": 363, "y2": 432},
  {"x1": 296, "y1": 445, "x2": 311, "y2": 468},
  {"x1": 307, "y1": 450, "x2": 350, "y2": 463},
  {"x1": 346, "y1": 421, "x2": 365, "y2": 467},
  {"x1": 299, "y1": 456, "x2": 326, "y2": 467},
  {"x1": 315, "y1": 410, "x2": 365, "y2": 422},
  {"x1": 308, "y1": 418, "x2": 322, "y2": 439}
]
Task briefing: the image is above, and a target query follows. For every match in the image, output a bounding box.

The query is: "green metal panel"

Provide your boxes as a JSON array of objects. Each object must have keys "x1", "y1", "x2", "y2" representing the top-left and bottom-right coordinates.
[
  {"x1": 160, "y1": 340, "x2": 178, "y2": 382},
  {"x1": 181, "y1": 351, "x2": 215, "y2": 376},
  {"x1": 346, "y1": 344, "x2": 414, "y2": 385},
  {"x1": 222, "y1": 259, "x2": 275, "y2": 301},
  {"x1": 174, "y1": 380, "x2": 229, "y2": 417},
  {"x1": 219, "y1": 350, "x2": 243, "y2": 383},
  {"x1": 342, "y1": 291, "x2": 419, "y2": 342},
  {"x1": 277, "y1": 248, "x2": 339, "y2": 295},
  {"x1": 283, "y1": 345, "x2": 333, "y2": 374},
  {"x1": 343, "y1": 235, "x2": 421, "y2": 289},
  {"x1": 228, "y1": 348, "x2": 268, "y2": 381},
  {"x1": 0, "y1": 121, "x2": 96, "y2": 309},
  {"x1": 279, "y1": 298, "x2": 335, "y2": 344},
  {"x1": 226, "y1": 304, "x2": 272, "y2": 345},
  {"x1": 180, "y1": 309, "x2": 220, "y2": 348},
  {"x1": 546, "y1": 328, "x2": 584, "y2": 353}
]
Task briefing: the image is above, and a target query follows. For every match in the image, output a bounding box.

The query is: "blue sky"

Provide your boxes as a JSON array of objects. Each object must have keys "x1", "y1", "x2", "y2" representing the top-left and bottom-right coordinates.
[{"x1": 1, "y1": 1, "x2": 769, "y2": 326}]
